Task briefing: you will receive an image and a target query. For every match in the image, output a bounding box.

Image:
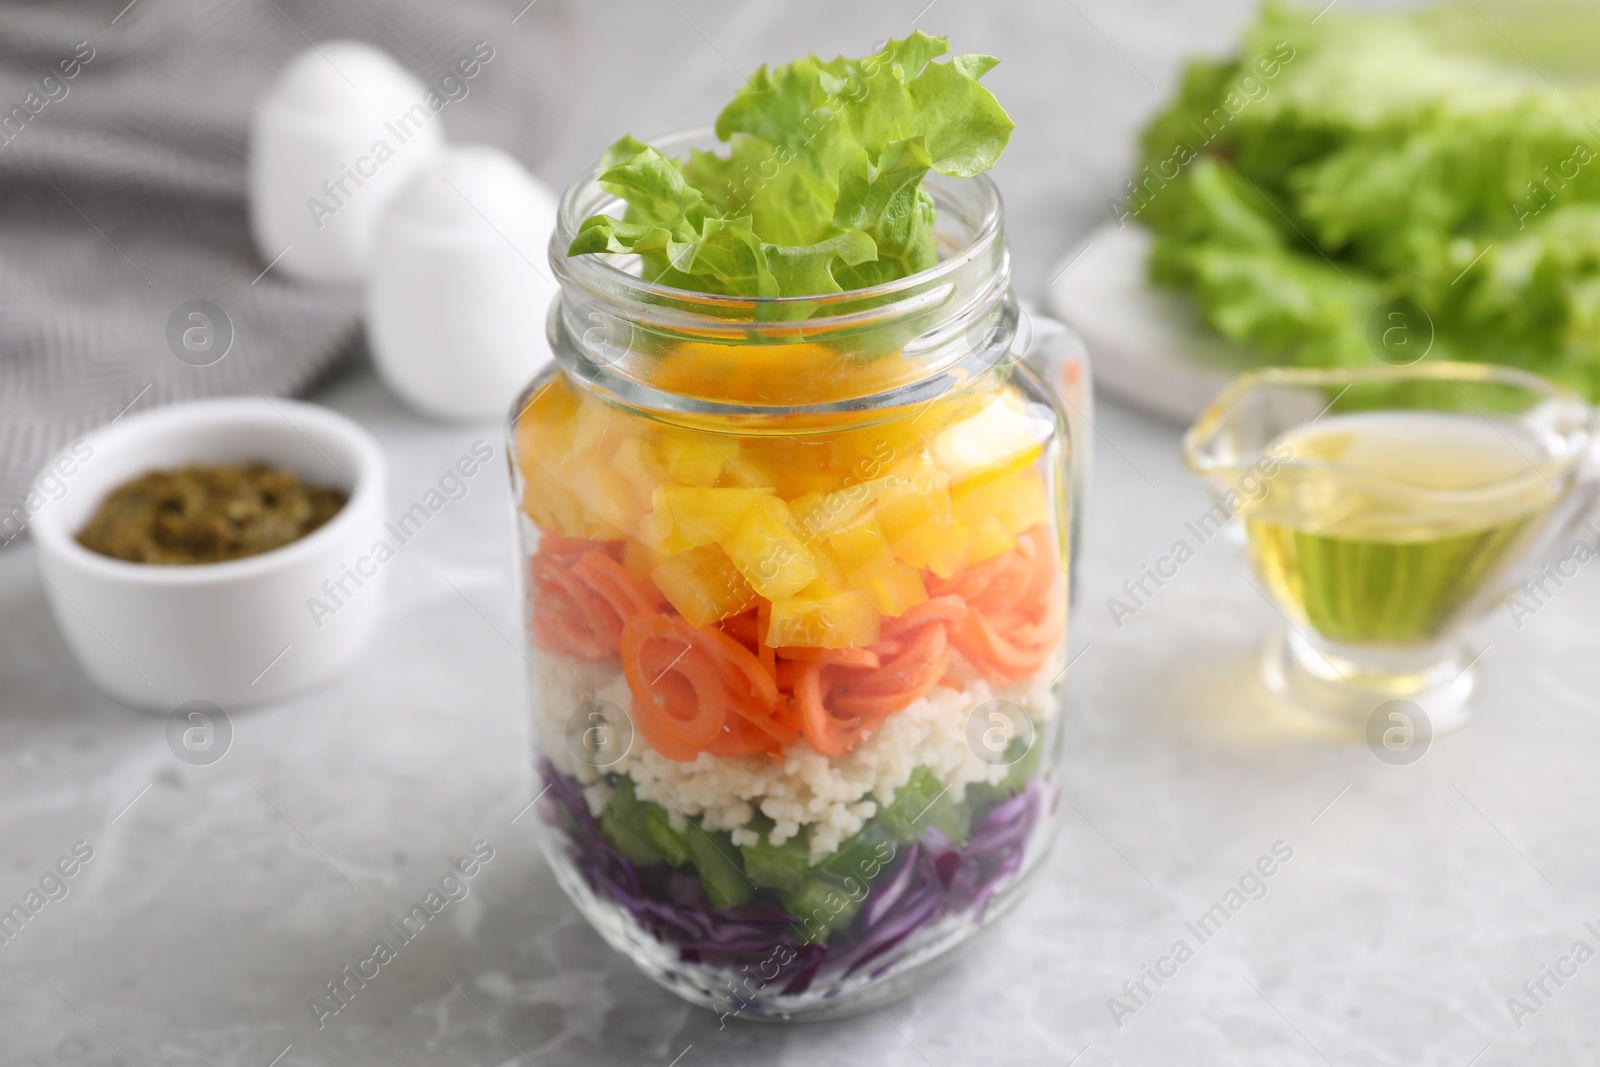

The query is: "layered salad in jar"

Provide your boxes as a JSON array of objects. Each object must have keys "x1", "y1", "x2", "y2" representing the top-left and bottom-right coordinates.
[{"x1": 515, "y1": 34, "x2": 1070, "y2": 1015}]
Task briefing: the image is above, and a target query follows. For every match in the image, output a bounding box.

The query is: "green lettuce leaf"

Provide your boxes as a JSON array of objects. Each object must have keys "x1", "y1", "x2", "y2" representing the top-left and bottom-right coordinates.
[
  {"x1": 1134, "y1": 0, "x2": 1600, "y2": 398},
  {"x1": 568, "y1": 32, "x2": 1014, "y2": 299}
]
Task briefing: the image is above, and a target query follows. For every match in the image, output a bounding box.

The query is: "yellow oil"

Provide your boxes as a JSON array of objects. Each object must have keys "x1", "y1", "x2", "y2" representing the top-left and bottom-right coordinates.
[{"x1": 1243, "y1": 411, "x2": 1561, "y2": 645}]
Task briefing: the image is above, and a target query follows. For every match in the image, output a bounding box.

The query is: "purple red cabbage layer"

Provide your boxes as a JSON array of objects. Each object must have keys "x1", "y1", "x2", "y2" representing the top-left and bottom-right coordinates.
[{"x1": 539, "y1": 759, "x2": 1045, "y2": 998}]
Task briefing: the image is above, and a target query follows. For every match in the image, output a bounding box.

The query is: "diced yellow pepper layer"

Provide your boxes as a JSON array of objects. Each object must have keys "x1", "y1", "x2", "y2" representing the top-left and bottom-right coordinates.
[{"x1": 515, "y1": 375, "x2": 1060, "y2": 648}]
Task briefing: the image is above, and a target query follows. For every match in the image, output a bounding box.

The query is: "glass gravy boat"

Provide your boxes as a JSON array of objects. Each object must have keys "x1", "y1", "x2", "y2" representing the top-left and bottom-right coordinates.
[{"x1": 1183, "y1": 363, "x2": 1598, "y2": 735}]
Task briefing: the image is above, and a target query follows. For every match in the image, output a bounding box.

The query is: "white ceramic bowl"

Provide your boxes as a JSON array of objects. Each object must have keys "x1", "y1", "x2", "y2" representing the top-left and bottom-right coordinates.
[{"x1": 30, "y1": 398, "x2": 387, "y2": 711}]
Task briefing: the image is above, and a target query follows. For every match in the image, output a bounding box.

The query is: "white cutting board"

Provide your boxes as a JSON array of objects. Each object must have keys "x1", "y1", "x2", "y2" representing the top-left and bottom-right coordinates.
[{"x1": 1044, "y1": 222, "x2": 1270, "y2": 426}]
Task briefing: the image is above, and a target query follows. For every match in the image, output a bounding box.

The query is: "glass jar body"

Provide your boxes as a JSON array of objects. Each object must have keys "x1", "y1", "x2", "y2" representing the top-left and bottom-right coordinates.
[{"x1": 509, "y1": 141, "x2": 1074, "y2": 1020}]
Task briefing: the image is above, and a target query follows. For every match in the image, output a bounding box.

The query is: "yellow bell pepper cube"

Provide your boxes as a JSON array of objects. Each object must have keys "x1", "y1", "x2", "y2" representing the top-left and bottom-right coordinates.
[
  {"x1": 788, "y1": 491, "x2": 828, "y2": 544},
  {"x1": 613, "y1": 438, "x2": 668, "y2": 522},
  {"x1": 513, "y1": 395, "x2": 557, "y2": 483},
  {"x1": 874, "y1": 478, "x2": 947, "y2": 544},
  {"x1": 561, "y1": 453, "x2": 647, "y2": 536},
  {"x1": 933, "y1": 392, "x2": 1048, "y2": 488},
  {"x1": 1008, "y1": 473, "x2": 1051, "y2": 532},
  {"x1": 643, "y1": 501, "x2": 679, "y2": 553},
  {"x1": 876, "y1": 475, "x2": 968, "y2": 578},
  {"x1": 767, "y1": 590, "x2": 881, "y2": 649},
  {"x1": 522, "y1": 471, "x2": 585, "y2": 537},
  {"x1": 651, "y1": 544, "x2": 759, "y2": 627},
  {"x1": 649, "y1": 486, "x2": 775, "y2": 554},
  {"x1": 656, "y1": 434, "x2": 727, "y2": 487},
  {"x1": 799, "y1": 546, "x2": 853, "y2": 597},
  {"x1": 719, "y1": 495, "x2": 821, "y2": 601},
  {"x1": 828, "y1": 513, "x2": 897, "y2": 584},
  {"x1": 515, "y1": 377, "x2": 581, "y2": 477},
  {"x1": 860, "y1": 561, "x2": 929, "y2": 617},
  {"x1": 793, "y1": 477, "x2": 893, "y2": 543},
  {"x1": 892, "y1": 518, "x2": 971, "y2": 579},
  {"x1": 884, "y1": 452, "x2": 950, "y2": 500},
  {"x1": 952, "y1": 471, "x2": 1050, "y2": 535},
  {"x1": 967, "y1": 513, "x2": 1017, "y2": 564},
  {"x1": 742, "y1": 437, "x2": 837, "y2": 498},
  {"x1": 719, "y1": 453, "x2": 781, "y2": 491},
  {"x1": 571, "y1": 391, "x2": 641, "y2": 447}
]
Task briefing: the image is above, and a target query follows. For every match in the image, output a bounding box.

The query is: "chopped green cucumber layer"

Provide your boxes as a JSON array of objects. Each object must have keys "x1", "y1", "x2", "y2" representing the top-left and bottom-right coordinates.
[{"x1": 595, "y1": 740, "x2": 1039, "y2": 929}]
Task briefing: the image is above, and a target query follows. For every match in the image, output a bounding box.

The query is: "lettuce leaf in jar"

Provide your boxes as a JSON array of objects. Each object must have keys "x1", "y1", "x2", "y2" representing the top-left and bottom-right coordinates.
[{"x1": 568, "y1": 32, "x2": 1014, "y2": 298}]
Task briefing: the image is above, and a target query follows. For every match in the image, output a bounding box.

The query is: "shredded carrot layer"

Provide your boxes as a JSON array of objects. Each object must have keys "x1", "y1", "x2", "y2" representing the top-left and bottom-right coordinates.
[{"x1": 529, "y1": 524, "x2": 1065, "y2": 761}]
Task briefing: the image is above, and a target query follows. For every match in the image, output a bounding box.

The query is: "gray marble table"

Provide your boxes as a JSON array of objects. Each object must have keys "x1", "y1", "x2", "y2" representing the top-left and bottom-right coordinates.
[
  {"x1": 6, "y1": 1, "x2": 1598, "y2": 1065},
  {"x1": 6, "y1": 362, "x2": 1598, "y2": 1066}
]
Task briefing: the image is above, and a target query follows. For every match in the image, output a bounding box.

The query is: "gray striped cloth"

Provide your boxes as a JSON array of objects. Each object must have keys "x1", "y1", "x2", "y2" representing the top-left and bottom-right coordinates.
[{"x1": 0, "y1": 0, "x2": 576, "y2": 544}]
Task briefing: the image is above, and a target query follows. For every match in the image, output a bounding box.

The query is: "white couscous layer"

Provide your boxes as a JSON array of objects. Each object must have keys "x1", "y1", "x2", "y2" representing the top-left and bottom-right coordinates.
[{"x1": 534, "y1": 650, "x2": 1061, "y2": 864}]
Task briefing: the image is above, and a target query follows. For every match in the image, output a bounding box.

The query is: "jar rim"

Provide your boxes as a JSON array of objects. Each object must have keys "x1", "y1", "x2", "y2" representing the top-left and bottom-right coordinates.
[
  {"x1": 542, "y1": 125, "x2": 1017, "y2": 418},
  {"x1": 548, "y1": 125, "x2": 1006, "y2": 315}
]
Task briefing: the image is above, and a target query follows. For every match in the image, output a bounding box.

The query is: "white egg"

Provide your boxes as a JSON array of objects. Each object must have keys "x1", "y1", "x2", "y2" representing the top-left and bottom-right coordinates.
[
  {"x1": 366, "y1": 144, "x2": 561, "y2": 422},
  {"x1": 249, "y1": 40, "x2": 444, "y2": 283}
]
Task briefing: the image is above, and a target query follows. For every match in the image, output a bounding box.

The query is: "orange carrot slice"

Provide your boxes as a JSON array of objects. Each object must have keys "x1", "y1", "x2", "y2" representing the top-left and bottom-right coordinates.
[
  {"x1": 930, "y1": 550, "x2": 1012, "y2": 603},
  {"x1": 776, "y1": 647, "x2": 882, "y2": 668},
  {"x1": 795, "y1": 661, "x2": 876, "y2": 757},
  {"x1": 774, "y1": 660, "x2": 804, "y2": 692},
  {"x1": 573, "y1": 550, "x2": 661, "y2": 621},
  {"x1": 537, "y1": 535, "x2": 592, "y2": 563},
  {"x1": 696, "y1": 624, "x2": 790, "y2": 748},
  {"x1": 945, "y1": 526, "x2": 1065, "y2": 683},
  {"x1": 621, "y1": 614, "x2": 726, "y2": 760},
  {"x1": 621, "y1": 613, "x2": 791, "y2": 760},
  {"x1": 530, "y1": 538, "x2": 669, "y2": 663},
  {"x1": 530, "y1": 553, "x2": 618, "y2": 660},
  {"x1": 891, "y1": 595, "x2": 968, "y2": 631},
  {"x1": 830, "y1": 622, "x2": 948, "y2": 716},
  {"x1": 541, "y1": 536, "x2": 624, "y2": 565}
]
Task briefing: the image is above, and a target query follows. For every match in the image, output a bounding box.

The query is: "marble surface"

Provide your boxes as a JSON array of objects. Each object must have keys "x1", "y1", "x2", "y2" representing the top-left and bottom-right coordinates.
[
  {"x1": 7, "y1": 1, "x2": 1600, "y2": 1065},
  {"x1": 8, "y1": 361, "x2": 1600, "y2": 1067}
]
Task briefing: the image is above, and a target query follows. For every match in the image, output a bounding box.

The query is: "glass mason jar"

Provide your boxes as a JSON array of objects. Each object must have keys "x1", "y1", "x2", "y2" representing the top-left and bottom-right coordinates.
[{"x1": 508, "y1": 130, "x2": 1075, "y2": 1021}]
